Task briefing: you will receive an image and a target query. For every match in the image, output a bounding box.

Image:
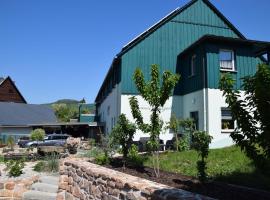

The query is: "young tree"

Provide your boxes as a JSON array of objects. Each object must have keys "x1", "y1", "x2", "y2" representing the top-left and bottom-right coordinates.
[
  {"x1": 7, "y1": 136, "x2": 15, "y2": 151},
  {"x1": 129, "y1": 64, "x2": 180, "y2": 177},
  {"x1": 109, "y1": 114, "x2": 136, "y2": 168},
  {"x1": 192, "y1": 131, "x2": 212, "y2": 182},
  {"x1": 219, "y1": 63, "x2": 270, "y2": 167}
]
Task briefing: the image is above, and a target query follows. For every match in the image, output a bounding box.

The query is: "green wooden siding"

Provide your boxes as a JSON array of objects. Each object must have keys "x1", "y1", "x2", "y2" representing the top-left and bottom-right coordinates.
[
  {"x1": 176, "y1": 46, "x2": 205, "y2": 95},
  {"x1": 121, "y1": 0, "x2": 239, "y2": 94},
  {"x1": 206, "y1": 43, "x2": 261, "y2": 89}
]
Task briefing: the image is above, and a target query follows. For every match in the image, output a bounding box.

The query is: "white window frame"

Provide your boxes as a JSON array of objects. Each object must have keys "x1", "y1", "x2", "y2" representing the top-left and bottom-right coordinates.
[
  {"x1": 219, "y1": 49, "x2": 235, "y2": 72},
  {"x1": 221, "y1": 107, "x2": 235, "y2": 133},
  {"x1": 190, "y1": 54, "x2": 196, "y2": 77}
]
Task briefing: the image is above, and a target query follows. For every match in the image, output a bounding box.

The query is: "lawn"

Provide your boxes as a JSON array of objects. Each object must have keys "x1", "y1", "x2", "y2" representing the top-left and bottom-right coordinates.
[{"x1": 143, "y1": 146, "x2": 270, "y2": 191}]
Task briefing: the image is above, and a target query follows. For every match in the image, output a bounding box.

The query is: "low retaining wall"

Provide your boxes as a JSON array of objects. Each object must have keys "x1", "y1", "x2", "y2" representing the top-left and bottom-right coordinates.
[{"x1": 58, "y1": 159, "x2": 214, "y2": 200}]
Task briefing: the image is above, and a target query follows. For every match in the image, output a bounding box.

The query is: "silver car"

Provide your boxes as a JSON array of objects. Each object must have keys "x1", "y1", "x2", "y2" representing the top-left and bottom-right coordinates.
[{"x1": 25, "y1": 134, "x2": 69, "y2": 147}]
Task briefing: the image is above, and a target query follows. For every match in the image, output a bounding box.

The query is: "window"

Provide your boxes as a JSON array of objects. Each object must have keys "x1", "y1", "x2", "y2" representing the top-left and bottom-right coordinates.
[
  {"x1": 219, "y1": 50, "x2": 235, "y2": 71},
  {"x1": 190, "y1": 55, "x2": 196, "y2": 76},
  {"x1": 221, "y1": 108, "x2": 234, "y2": 131},
  {"x1": 190, "y1": 111, "x2": 199, "y2": 130}
]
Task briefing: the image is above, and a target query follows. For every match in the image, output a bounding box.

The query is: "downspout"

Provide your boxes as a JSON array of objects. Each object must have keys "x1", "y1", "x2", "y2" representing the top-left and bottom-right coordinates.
[{"x1": 202, "y1": 49, "x2": 208, "y2": 132}]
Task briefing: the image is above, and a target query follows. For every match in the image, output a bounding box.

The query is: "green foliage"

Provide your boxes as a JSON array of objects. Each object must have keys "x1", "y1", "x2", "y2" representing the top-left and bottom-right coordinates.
[
  {"x1": 33, "y1": 161, "x2": 46, "y2": 172},
  {"x1": 95, "y1": 153, "x2": 109, "y2": 165},
  {"x1": 167, "y1": 116, "x2": 194, "y2": 151},
  {"x1": 127, "y1": 144, "x2": 144, "y2": 167},
  {"x1": 192, "y1": 131, "x2": 213, "y2": 182},
  {"x1": 52, "y1": 103, "x2": 78, "y2": 122},
  {"x1": 6, "y1": 159, "x2": 25, "y2": 177},
  {"x1": 176, "y1": 136, "x2": 190, "y2": 152},
  {"x1": 109, "y1": 114, "x2": 136, "y2": 164},
  {"x1": 46, "y1": 153, "x2": 59, "y2": 172},
  {"x1": 30, "y1": 129, "x2": 45, "y2": 141},
  {"x1": 0, "y1": 155, "x2": 4, "y2": 163},
  {"x1": 144, "y1": 146, "x2": 270, "y2": 191},
  {"x1": 7, "y1": 136, "x2": 15, "y2": 150},
  {"x1": 129, "y1": 64, "x2": 180, "y2": 177},
  {"x1": 219, "y1": 64, "x2": 270, "y2": 167}
]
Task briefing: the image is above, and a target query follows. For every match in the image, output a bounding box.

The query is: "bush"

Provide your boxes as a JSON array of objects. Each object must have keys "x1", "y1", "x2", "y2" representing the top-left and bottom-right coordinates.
[
  {"x1": 192, "y1": 131, "x2": 212, "y2": 182},
  {"x1": 88, "y1": 138, "x2": 96, "y2": 147},
  {"x1": 95, "y1": 153, "x2": 109, "y2": 165},
  {"x1": 127, "y1": 144, "x2": 144, "y2": 167},
  {"x1": 30, "y1": 129, "x2": 45, "y2": 141},
  {"x1": 33, "y1": 161, "x2": 46, "y2": 172},
  {"x1": 6, "y1": 159, "x2": 25, "y2": 177},
  {"x1": 176, "y1": 135, "x2": 190, "y2": 152}
]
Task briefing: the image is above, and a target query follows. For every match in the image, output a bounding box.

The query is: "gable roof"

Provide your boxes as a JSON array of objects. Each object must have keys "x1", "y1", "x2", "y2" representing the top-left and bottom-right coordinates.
[
  {"x1": 0, "y1": 76, "x2": 27, "y2": 103},
  {"x1": 95, "y1": 0, "x2": 246, "y2": 102},
  {"x1": 0, "y1": 102, "x2": 57, "y2": 126},
  {"x1": 119, "y1": 0, "x2": 245, "y2": 56}
]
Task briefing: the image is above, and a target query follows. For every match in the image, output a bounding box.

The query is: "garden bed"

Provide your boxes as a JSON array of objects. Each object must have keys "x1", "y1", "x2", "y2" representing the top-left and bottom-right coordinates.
[{"x1": 104, "y1": 158, "x2": 270, "y2": 200}]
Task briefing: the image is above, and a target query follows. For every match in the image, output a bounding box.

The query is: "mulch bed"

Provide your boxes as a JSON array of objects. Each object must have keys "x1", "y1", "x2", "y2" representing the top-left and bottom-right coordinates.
[{"x1": 104, "y1": 158, "x2": 270, "y2": 200}]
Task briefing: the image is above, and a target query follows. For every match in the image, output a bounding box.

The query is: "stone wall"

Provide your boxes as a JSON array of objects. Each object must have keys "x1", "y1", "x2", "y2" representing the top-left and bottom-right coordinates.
[{"x1": 59, "y1": 159, "x2": 214, "y2": 200}]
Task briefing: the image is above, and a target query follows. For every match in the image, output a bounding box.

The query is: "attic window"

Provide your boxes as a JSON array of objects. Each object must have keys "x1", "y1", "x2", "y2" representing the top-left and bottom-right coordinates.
[{"x1": 220, "y1": 50, "x2": 235, "y2": 71}]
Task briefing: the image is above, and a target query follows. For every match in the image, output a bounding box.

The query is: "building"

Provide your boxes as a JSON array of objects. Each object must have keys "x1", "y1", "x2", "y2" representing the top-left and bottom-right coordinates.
[
  {"x1": 0, "y1": 76, "x2": 27, "y2": 103},
  {"x1": 0, "y1": 102, "x2": 57, "y2": 143},
  {"x1": 95, "y1": 0, "x2": 270, "y2": 148}
]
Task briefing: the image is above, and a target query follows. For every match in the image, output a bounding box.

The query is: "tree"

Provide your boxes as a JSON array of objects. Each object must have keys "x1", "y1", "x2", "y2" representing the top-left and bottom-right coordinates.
[
  {"x1": 129, "y1": 64, "x2": 180, "y2": 177},
  {"x1": 167, "y1": 114, "x2": 180, "y2": 151},
  {"x1": 52, "y1": 103, "x2": 78, "y2": 122},
  {"x1": 109, "y1": 114, "x2": 136, "y2": 168},
  {"x1": 30, "y1": 129, "x2": 45, "y2": 141},
  {"x1": 219, "y1": 63, "x2": 270, "y2": 167}
]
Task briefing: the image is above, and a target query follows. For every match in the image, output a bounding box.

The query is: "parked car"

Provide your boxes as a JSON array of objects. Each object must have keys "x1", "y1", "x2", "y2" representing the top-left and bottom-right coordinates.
[
  {"x1": 25, "y1": 134, "x2": 69, "y2": 147},
  {"x1": 18, "y1": 136, "x2": 31, "y2": 148}
]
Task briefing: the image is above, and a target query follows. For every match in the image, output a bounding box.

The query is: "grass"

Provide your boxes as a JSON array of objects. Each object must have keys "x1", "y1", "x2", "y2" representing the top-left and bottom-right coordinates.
[{"x1": 143, "y1": 146, "x2": 270, "y2": 191}]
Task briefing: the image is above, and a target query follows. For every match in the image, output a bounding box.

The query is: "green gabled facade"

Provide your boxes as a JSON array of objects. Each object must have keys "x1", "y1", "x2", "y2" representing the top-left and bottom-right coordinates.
[{"x1": 96, "y1": 0, "x2": 247, "y2": 103}]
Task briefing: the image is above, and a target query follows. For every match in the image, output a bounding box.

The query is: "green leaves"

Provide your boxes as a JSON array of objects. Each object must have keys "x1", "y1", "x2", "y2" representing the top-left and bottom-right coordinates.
[
  {"x1": 219, "y1": 63, "x2": 270, "y2": 166},
  {"x1": 30, "y1": 128, "x2": 45, "y2": 141},
  {"x1": 129, "y1": 64, "x2": 180, "y2": 178},
  {"x1": 110, "y1": 114, "x2": 136, "y2": 160}
]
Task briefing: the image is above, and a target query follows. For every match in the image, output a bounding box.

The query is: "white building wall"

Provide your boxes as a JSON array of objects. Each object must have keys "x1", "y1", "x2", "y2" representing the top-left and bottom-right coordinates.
[
  {"x1": 97, "y1": 83, "x2": 121, "y2": 134},
  {"x1": 121, "y1": 95, "x2": 174, "y2": 143},
  {"x1": 98, "y1": 87, "x2": 238, "y2": 149},
  {"x1": 207, "y1": 88, "x2": 237, "y2": 149},
  {"x1": 120, "y1": 90, "x2": 206, "y2": 144}
]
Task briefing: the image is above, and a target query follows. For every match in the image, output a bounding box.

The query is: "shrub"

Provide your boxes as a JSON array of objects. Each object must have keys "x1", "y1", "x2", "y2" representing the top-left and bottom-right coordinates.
[
  {"x1": 7, "y1": 136, "x2": 15, "y2": 150},
  {"x1": 34, "y1": 161, "x2": 46, "y2": 172},
  {"x1": 95, "y1": 153, "x2": 109, "y2": 165},
  {"x1": 109, "y1": 114, "x2": 136, "y2": 168},
  {"x1": 6, "y1": 159, "x2": 25, "y2": 177},
  {"x1": 176, "y1": 135, "x2": 190, "y2": 152},
  {"x1": 30, "y1": 129, "x2": 45, "y2": 141},
  {"x1": 127, "y1": 144, "x2": 144, "y2": 167},
  {"x1": 192, "y1": 131, "x2": 212, "y2": 182}
]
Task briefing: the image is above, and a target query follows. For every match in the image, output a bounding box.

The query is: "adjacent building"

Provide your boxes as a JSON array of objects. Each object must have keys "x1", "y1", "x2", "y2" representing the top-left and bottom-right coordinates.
[
  {"x1": 0, "y1": 76, "x2": 27, "y2": 103},
  {"x1": 95, "y1": 0, "x2": 270, "y2": 148}
]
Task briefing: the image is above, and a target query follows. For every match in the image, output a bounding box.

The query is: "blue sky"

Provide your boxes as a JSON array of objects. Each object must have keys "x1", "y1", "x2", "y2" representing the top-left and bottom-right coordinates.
[{"x1": 1, "y1": 0, "x2": 269, "y2": 104}]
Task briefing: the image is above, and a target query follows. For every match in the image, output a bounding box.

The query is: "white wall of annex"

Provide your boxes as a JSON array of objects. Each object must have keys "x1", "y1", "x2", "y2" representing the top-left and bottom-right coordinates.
[{"x1": 97, "y1": 83, "x2": 121, "y2": 134}]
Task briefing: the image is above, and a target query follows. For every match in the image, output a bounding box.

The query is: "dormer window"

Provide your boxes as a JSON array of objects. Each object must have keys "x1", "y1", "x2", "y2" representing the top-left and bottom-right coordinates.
[
  {"x1": 220, "y1": 50, "x2": 235, "y2": 71},
  {"x1": 189, "y1": 54, "x2": 196, "y2": 76}
]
